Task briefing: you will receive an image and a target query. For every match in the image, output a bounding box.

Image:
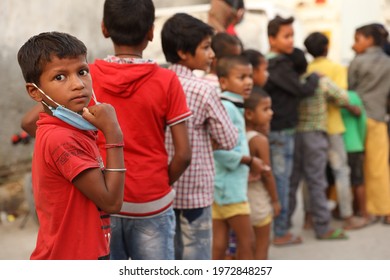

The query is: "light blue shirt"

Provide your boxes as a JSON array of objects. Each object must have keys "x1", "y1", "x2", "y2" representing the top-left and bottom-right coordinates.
[{"x1": 213, "y1": 91, "x2": 249, "y2": 205}]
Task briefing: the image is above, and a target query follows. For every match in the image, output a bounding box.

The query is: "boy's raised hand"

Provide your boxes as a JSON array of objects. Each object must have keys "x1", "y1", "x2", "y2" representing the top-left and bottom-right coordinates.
[{"x1": 82, "y1": 104, "x2": 122, "y2": 139}]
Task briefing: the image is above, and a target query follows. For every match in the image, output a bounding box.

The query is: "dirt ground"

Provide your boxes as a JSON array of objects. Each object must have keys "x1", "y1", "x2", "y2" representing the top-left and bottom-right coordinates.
[
  {"x1": 0, "y1": 215, "x2": 37, "y2": 260},
  {"x1": 1, "y1": 177, "x2": 390, "y2": 260}
]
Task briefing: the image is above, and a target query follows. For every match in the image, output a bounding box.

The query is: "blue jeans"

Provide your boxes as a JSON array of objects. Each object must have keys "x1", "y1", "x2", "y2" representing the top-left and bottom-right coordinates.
[
  {"x1": 174, "y1": 206, "x2": 212, "y2": 260},
  {"x1": 269, "y1": 130, "x2": 295, "y2": 238},
  {"x1": 110, "y1": 207, "x2": 175, "y2": 260}
]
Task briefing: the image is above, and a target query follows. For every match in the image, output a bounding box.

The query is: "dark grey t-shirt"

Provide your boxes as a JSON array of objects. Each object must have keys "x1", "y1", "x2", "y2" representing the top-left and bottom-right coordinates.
[{"x1": 348, "y1": 46, "x2": 390, "y2": 122}]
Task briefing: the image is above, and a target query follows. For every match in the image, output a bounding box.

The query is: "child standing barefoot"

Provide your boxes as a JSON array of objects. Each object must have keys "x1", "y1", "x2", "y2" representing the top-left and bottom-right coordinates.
[{"x1": 244, "y1": 87, "x2": 280, "y2": 259}]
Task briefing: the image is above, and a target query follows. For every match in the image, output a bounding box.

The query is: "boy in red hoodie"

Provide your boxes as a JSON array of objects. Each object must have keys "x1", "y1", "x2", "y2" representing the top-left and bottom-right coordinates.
[{"x1": 89, "y1": 0, "x2": 192, "y2": 260}]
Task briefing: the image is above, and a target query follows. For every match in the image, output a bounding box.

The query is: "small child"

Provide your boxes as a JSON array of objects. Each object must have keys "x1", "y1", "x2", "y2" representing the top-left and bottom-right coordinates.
[
  {"x1": 304, "y1": 32, "x2": 366, "y2": 230},
  {"x1": 17, "y1": 31, "x2": 125, "y2": 259},
  {"x1": 161, "y1": 13, "x2": 238, "y2": 260},
  {"x1": 340, "y1": 90, "x2": 368, "y2": 221},
  {"x1": 204, "y1": 32, "x2": 243, "y2": 259},
  {"x1": 242, "y1": 49, "x2": 269, "y2": 87},
  {"x1": 244, "y1": 87, "x2": 280, "y2": 259},
  {"x1": 204, "y1": 32, "x2": 243, "y2": 93},
  {"x1": 212, "y1": 55, "x2": 263, "y2": 260},
  {"x1": 287, "y1": 47, "x2": 348, "y2": 241}
]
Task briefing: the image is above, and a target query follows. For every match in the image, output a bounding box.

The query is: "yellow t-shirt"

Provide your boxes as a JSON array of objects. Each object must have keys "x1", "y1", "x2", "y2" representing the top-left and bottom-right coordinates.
[{"x1": 307, "y1": 57, "x2": 347, "y2": 135}]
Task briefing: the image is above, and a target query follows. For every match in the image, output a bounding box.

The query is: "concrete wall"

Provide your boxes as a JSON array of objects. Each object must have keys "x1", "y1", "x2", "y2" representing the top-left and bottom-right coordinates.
[
  {"x1": 0, "y1": 0, "x2": 210, "y2": 178},
  {"x1": 0, "y1": 0, "x2": 108, "y2": 177}
]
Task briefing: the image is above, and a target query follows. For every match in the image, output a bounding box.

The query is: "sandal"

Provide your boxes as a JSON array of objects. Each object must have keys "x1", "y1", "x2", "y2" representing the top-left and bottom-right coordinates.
[
  {"x1": 317, "y1": 228, "x2": 348, "y2": 240},
  {"x1": 272, "y1": 233, "x2": 303, "y2": 246},
  {"x1": 343, "y1": 216, "x2": 367, "y2": 230}
]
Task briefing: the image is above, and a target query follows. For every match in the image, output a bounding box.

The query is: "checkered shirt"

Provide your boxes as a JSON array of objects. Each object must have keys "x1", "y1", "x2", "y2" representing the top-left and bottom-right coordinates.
[
  {"x1": 166, "y1": 64, "x2": 238, "y2": 209},
  {"x1": 297, "y1": 76, "x2": 349, "y2": 132}
]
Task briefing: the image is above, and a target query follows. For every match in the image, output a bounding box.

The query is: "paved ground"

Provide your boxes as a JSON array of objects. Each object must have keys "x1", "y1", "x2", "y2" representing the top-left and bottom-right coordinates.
[
  {"x1": 269, "y1": 207, "x2": 390, "y2": 260},
  {"x1": 0, "y1": 214, "x2": 38, "y2": 260},
  {"x1": 1, "y1": 201, "x2": 390, "y2": 260}
]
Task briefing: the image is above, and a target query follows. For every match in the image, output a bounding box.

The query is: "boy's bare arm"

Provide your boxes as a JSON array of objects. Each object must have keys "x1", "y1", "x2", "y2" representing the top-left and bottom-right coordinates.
[
  {"x1": 251, "y1": 135, "x2": 281, "y2": 216},
  {"x1": 72, "y1": 104, "x2": 125, "y2": 214},
  {"x1": 21, "y1": 103, "x2": 43, "y2": 137},
  {"x1": 168, "y1": 121, "x2": 191, "y2": 185}
]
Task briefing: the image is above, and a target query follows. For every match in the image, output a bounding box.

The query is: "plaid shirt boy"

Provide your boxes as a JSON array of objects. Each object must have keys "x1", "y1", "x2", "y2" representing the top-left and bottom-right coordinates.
[{"x1": 297, "y1": 76, "x2": 349, "y2": 132}]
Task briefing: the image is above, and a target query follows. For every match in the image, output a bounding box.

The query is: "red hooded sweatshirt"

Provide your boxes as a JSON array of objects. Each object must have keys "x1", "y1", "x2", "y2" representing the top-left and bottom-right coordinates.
[{"x1": 90, "y1": 59, "x2": 191, "y2": 217}]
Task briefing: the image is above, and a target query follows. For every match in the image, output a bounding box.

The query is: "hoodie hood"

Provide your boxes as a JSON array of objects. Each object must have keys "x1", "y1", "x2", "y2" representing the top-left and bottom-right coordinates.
[{"x1": 90, "y1": 59, "x2": 158, "y2": 98}]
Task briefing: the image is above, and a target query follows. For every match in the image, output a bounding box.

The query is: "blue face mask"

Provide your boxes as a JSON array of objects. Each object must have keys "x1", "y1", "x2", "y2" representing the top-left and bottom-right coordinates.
[{"x1": 32, "y1": 83, "x2": 98, "y2": 131}]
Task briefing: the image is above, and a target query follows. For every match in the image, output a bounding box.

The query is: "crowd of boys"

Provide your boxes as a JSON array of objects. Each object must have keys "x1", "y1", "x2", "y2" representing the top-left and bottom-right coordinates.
[{"x1": 17, "y1": 0, "x2": 390, "y2": 260}]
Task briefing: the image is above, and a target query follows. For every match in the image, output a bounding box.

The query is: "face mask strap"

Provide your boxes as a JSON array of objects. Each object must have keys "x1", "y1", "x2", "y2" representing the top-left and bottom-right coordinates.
[
  {"x1": 31, "y1": 83, "x2": 62, "y2": 108},
  {"x1": 91, "y1": 88, "x2": 100, "y2": 105}
]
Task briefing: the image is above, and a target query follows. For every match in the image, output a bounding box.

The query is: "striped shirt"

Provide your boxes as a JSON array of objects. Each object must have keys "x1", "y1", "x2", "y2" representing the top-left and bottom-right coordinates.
[{"x1": 166, "y1": 64, "x2": 238, "y2": 209}]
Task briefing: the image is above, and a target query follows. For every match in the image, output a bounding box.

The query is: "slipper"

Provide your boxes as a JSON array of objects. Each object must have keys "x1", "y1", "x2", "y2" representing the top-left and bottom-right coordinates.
[
  {"x1": 317, "y1": 228, "x2": 348, "y2": 240},
  {"x1": 272, "y1": 233, "x2": 302, "y2": 246}
]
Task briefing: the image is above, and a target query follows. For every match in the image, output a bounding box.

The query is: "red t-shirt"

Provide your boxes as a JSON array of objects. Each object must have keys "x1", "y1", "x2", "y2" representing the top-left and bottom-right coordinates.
[
  {"x1": 30, "y1": 113, "x2": 109, "y2": 260},
  {"x1": 90, "y1": 59, "x2": 191, "y2": 217}
]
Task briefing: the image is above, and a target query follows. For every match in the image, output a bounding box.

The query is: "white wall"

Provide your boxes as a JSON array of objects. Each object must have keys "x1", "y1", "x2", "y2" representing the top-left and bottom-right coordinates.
[
  {"x1": 0, "y1": 0, "x2": 111, "y2": 175},
  {"x1": 340, "y1": 0, "x2": 385, "y2": 65}
]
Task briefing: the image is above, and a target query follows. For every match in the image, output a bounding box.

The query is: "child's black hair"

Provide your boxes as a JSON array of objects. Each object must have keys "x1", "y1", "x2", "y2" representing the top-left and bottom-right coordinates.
[
  {"x1": 216, "y1": 55, "x2": 251, "y2": 78},
  {"x1": 17, "y1": 31, "x2": 87, "y2": 85},
  {"x1": 212, "y1": 32, "x2": 242, "y2": 59},
  {"x1": 244, "y1": 86, "x2": 270, "y2": 110},
  {"x1": 304, "y1": 32, "x2": 329, "y2": 58},
  {"x1": 241, "y1": 49, "x2": 265, "y2": 69},
  {"x1": 161, "y1": 13, "x2": 214, "y2": 64},
  {"x1": 286, "y1": 47, "x2": 307, "y2": 75},
  {"x1": 370, "y1": 23, "x2": 390, "y2": 54},
  {"x1": 223, "y1": 0, "x2": 244, "y2": 10},
  {"x1": 267, "y1": 15, "x2": 294, "y2": 37},
  {"x1": 103, "y1": 0, "x2": 155, "y2": 46},
  {"x1": 355, "y1": 23, "x2": 385, "y2": 47}
]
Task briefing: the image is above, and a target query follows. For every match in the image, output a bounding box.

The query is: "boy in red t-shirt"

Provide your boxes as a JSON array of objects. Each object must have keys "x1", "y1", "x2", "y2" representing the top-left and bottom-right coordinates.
[
  {"x1": 21, "y1": 0, "x2": 192, "y2": 260},
  {"x1": 17, "y1": 31, "x2": 125, "y2": 259}
]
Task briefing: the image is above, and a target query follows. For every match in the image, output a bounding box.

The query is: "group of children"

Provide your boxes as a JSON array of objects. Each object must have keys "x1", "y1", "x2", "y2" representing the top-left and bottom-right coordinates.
[{"x1": 17, "y1": 0, "x2": 390, "y2": 260}]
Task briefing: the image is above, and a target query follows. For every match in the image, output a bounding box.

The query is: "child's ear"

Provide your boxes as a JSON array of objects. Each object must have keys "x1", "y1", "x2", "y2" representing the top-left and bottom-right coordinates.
[
  {"x1": 268, "y1": 35, "x2": 276, "y2": 49},
  {"x1": 147, "y1": 25, "x2": 154, "y2": 42},
  {"x1": 101, "y1": 21, "x2": 110, "y2": 38},
  {"x1": 244, "y1": 109, "x2": 253, "y2": 121},
  {"x1": 219, "y1": 77, "x2": 227, "y2": 91},
  {"x1": 26, "y1": 83, "x2": 42, "y2": 102},
  {"x1": 177, "y1": 50, "x2": 188, "y2": 61}
]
